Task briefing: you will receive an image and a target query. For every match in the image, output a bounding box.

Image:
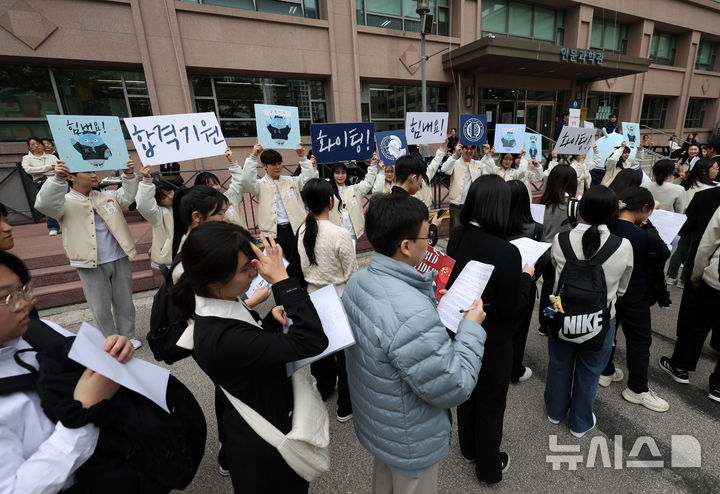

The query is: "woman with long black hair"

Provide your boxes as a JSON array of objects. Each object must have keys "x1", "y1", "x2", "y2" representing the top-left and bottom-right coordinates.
[
  {"x1": 446, "y1": 175, "x2": 534, "y2": 484},
  {"x1": 298, "y1": 178, "x2": 358, "y2": 420},
  {"x1": 601, "y1": 142, "x2": 636, "y2": 186},
  {"x1": 641, "y1": 159, "x2": 685, "y2": 213}
]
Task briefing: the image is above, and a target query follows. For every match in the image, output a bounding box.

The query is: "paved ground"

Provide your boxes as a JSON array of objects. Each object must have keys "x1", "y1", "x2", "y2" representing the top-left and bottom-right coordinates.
[{"x1": 41, "y1": 239, "x2": 720, "y2": 493}]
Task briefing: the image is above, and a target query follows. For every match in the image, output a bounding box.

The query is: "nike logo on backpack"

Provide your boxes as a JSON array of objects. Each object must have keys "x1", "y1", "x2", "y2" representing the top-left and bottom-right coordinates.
[{"x1": 563, "y1": 310, "x2": 603, "y2": 336}]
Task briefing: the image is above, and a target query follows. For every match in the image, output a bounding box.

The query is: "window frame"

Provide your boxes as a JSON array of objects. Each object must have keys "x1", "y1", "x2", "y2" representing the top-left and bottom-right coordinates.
[
  {"x1": 480, "y1": 0, "x2": 565, "y2": 45},
  {"x1": 362, "y1": 82, "x2": 449, "y2": 131},
  {"x1": 640, "y1": 96, "x2": 669, "y2": 129},
  {"x1": 589, "y1": 18, "x2": 628, "y2": 54},
  {"x1": 190, "y1": 74, "x2": 328, "y2": 138},
  {"x1": 356, "y1": 0, "x2": 451, "y2": 37},
  {"x1": 0, "y1": 65, "x2": 151, "y2": 143},
  {"x1": 179, "y1": 0, "x2": 319, "y2": 19},
  {"x1": 696, "y1": 40, "x2": 718, "y2": 71},
  {"x1": 650, "y1": 31, "x2": 677, "y2": 66},
  {"x1": 684, "y1": 98, "x2": 707, "y2": 128}
]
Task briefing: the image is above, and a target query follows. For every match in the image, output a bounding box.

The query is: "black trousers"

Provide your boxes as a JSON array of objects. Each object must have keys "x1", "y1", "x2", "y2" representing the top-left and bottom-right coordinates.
[
  {"x1": 538, "y1": 261, "x2": 556, "y2": 330},
  {"x1": 457, "y1": 340, "x2": 513, "y2": 484},
  {"x1": 602, "y1": 292, "x2": 652, "y2": 393},
  {"x1": 449, "y1": 203, "x2": 463, "y2": 230},
  {"x1": 310, "y1": 350, "x2": 351, "y2": 412},
  {"x1": 511, "y1": 282, "x2": 537, "y2": 382},
  {"x1": 671, "y1": 280, "x2": 720, "y2": 380},
  {"x1": 274, "y1": 223, "x2": 305, "y2": 286}
]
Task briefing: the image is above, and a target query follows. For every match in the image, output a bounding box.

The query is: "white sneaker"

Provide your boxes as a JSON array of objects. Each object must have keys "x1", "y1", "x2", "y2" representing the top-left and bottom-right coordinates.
[
  {"x1": 548, "y1": 415, "x2": 560, "y2": 425},
  {"x1": 570, "y1": 413, "x2": 596, "y2": 438},
  {"x1": 665, "y1": 278, "x2": 676, "y2": 286},
  {"x1": 218, "y1": 465, "x2": 230, "y2": 476},
  {"x1": 676, "y1": 279, "x2": 685, "y2": 289},
  {"x1": 518, "y1": 366, "x2": 533, "y2": 382},
  {"x1": 130, "y1": 338, "x2": 142, "y2": 350},
  {"x1": 598, "y1": 368, "x2": 624, "y2": 387},
  {"x1": 49, "y1": 229, "x2": 59, "y2": 236},
  {"x1": 621, "y1": 388, "x2": 669, "y2": 412}
]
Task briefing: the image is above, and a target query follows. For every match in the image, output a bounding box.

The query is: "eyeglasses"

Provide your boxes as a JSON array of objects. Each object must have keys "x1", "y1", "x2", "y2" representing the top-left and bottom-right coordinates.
[
  {"x1": 404, "y1": 232, "x2": 433, "y2": 243},
  {"x1": 238, "y1": 260, "x2": 258, "y2": 275},
  {"x1": 0, "y1": 281, "x2": 34, "y2": 313}
]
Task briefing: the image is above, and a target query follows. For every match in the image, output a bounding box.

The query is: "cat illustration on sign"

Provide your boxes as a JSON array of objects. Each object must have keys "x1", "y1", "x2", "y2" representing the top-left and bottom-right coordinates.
[
  {"x1": 71, "y1": 132, "x2": 112, "y2": 167},
  {"x1": 264, "y1": 108, "x2": 292, "y2": 145}
]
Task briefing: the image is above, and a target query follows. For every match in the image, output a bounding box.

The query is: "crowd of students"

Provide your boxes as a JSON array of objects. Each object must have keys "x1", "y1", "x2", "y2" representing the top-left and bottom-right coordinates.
[{"x1": 1, "y1": 131, "x2": 720, "y2": 494}]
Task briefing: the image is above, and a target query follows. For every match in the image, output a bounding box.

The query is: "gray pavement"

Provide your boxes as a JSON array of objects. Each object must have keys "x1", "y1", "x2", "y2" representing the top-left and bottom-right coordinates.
[{"x1": 40, "y1": 241, "x2": 720, "y2": 493}]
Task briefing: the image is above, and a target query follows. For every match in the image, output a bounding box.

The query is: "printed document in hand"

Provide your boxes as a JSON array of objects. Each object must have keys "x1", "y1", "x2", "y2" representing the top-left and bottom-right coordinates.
[
  {"x1": 286, "y1": 284, "x2": 356, "y2": 376},
  {"x1": 510, "y1": 237, "x2": 551, "y2": 267},
  {"x1": 530, "y1": 203, "x2": 545, "y2": 225},
  {"x1": 437, "y1": 261, "x2": 494, "y2": 334},
  {"x1": 649, "y1": 209, "x2": 686, "y2": 250},
  {"x1": 245, "y1": 253, "x2": 290, "y2": 299},
  {"x1": 68, "y1": 322, "x2": 171, "y2": 412}
]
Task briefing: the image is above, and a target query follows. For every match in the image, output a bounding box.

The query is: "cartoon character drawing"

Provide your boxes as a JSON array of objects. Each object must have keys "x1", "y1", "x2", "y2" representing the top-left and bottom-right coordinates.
[
  {"x1": 264, "y1": 109, "x2": 292, "y2": 145},
  {"x1": 380, "y1": 135, "x2": 406, "y2": 162},
  {"x1": 437, "y1": 266, "x2": 451, "y2": 285},
  {"x1": 71, "y1": 132, "x2": 112, "y2": 167},
  {"x1": 529, "y1": 136, "x2": 538, "y2": 159},
  {"x1": 501, "y1": 129, "x2": 516, "y2": 148},
  {"x1": 626, "y1": 126, "x2": 637, "y2": 145}
]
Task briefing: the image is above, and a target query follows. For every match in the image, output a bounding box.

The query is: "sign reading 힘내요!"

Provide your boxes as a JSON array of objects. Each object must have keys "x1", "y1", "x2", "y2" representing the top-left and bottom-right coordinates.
[
  {"x1": 48, "y1": 115, "x2": 131, "y2": 172},
  {"x1": 310, "y1": 122, "x2": 375, "y2": 163},
  {"x1": 405, "y1": 112, "x2": 448, "y2": 145},
  {"x1": 124, "y1": 112, "x2": 226, "y2": 166}
]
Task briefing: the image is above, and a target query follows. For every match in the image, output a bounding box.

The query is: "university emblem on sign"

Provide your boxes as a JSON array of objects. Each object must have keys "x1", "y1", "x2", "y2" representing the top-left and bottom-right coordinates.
[{"x1": 463, "y1": 117, "x2": 485, "y2": 144}]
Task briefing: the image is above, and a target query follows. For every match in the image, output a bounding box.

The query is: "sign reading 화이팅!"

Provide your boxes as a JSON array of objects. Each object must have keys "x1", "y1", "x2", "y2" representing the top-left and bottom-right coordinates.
[{"x1": 310, "y1": 122, "x2": 375, "y2": 163}]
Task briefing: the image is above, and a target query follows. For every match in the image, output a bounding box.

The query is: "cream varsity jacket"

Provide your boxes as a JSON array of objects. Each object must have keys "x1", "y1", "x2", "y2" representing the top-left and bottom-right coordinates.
[
  {"x1": 329, "y1": 164, "x2": 378, "y2": 238},
  {"x1": 224, "y1": 162, "x2": 248, "y2": 228},
  {"x1": 693, "y1": 205, "x2": 720, "y2": 290},
  {"x1": 440, "y1": 153, "x2": 494, "y2": 204},
  {"x1": 136, "y1": 179, "x2": 174, "y2": 268},
  {"x1": 35, "y1": 174, "x2": 139, "y2": 268},
  {"x1": 413, "y1": 147, "x2": 446, "y2": 207},
  {"x1": 241, "y1": 156, "x2": 318, "y2": 235}
]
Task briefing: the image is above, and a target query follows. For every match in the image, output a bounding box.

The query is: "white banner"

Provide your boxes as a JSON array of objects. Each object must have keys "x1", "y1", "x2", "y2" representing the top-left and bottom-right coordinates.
[
  {"x1": 552, "y1": 126, "x2": 595, "y2": 155},
  {"x1": 124, "y1": 112, "x2": 226, "y2": 166},
  {"x1": 405, "y1": 112, "x2": 449, "y2": 144}
]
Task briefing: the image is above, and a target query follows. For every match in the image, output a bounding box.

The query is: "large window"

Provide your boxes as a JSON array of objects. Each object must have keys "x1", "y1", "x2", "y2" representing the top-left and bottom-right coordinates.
[
  {"x1": 590, "y1": 18, "x2": 628, "y2": 54},
  {"x1": 0, "y1": 66, "x2": 151, "y2": 142},
  {"x1": 585, "y1": 93, "x2": 621, "y2": 124},
  {"x1": 650, "y1": 31, "x2": 677, "y2": 66},
  {"x1": 190, "y1": 75, "x2": 327, "y2": 137},
  {"x1": 696, "y1": 40, "x2": 718, "y2": 71},
  {"x1": 361, "y1": 83, "x2": 448, "y2": 131},
  {"x1": 640, "y1": 97, "x2": 669, "y2": 128},
  {"x1": 481, "y1": 0, "x2": 564, "y2": 44},
  {"x1": 179, "y1": 0, "x2": 319, "y2": 19},
  {"x1": 685, "y1": 98, "x2": 707, "y2": 128},
  {"x1": 355, "y1": 0, "x2": 450, "y2": 36}
]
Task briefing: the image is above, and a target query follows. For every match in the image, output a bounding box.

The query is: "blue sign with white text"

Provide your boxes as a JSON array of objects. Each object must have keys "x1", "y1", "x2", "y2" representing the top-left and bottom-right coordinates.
[
  {"x1": 375, "y1": 130, "x2": 407, "y2": 166},
  {"x1": 460, "y1": 114, "x2": 488, "y2": 146},
  {"x1": 310, "y1": 122, "x2": 375, "y2": 164}
]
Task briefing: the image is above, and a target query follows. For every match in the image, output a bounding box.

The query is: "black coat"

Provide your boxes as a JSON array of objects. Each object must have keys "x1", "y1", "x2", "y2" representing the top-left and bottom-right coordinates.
[
  {"x1": 679, "y1": 187, "x2": 720, "y2": 278},
  {"x1": 192, "y1": 277, "x2": 328, "y2": 493},
  {"x1": 446, "y1": 224, "x2": 533, "y2": 347}
]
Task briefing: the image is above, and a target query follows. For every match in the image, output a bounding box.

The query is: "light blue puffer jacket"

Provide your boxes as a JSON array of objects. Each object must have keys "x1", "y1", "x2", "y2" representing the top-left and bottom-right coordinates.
[{"x1": 342, "y1": 252, "x2": 486, "y2": 473}]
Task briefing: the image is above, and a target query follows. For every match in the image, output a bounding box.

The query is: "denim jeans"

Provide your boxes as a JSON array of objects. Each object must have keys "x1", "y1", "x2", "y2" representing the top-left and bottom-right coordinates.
[
  {"x1": 666, "y1": 235, "x2": 689, "y2": 279},
  {"x1": 545, "y1": 318, "x2": 616, "y2": 434}
]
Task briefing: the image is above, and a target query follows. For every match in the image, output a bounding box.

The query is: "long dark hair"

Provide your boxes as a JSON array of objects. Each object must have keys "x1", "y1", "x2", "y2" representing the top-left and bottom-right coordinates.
[
  {"x1": 171, "y1": 222, "x2": 257, "y2": 319},
  {"x1": 506, "y1": 180, "x2": 534, "y2": 237},
  {"x1": 608, "y1": 168, "x2": 641, "y2": 196},
  {"x1": 615, "y1": 146, "x2": 631, "y2": 169},
  {"x1": 619, "y1": 186, "x2": 654, "y2": 212},
  {"x1": 300, "y1": 178, "x2": 335, "y2": 266},
  {"x1": 332, "y1": 163, "x2": 350, "y2": 186},
  {"x1": 171, "y1": 185, "x2": 228, "y2": 257},
  {"x1": 194, "y1": 171, "x2": 221, "y2": 188},
  {"x1": 652, "y1": 159, "x2": 675, "y2": 186},
  {"x1": 578, "y1": 185, "x2": 619, "y2": 258},
  {"x1": 154, "y1": 181, "x2": 175, "y2": 205},
  {"x1": 0, "y1": 251, "x2": 30, "y2": 285},
  {"x1": 680, "y1": 158, "x2": 716, "y2": 190},
  {"x1": 541, "y1": 165, "x2": 577, "y2": 212},
  {"x1": 459, "y1": 175, "x2": 510, "y2": 238}
]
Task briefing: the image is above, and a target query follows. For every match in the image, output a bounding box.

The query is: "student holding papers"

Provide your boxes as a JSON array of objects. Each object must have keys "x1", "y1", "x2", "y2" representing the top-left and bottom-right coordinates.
[
  {"x1": 174, "y1": 222, "x2": 327, "y2": 493},
  {"x1": 298, "y1": 178, "x2": 358, "y2": 421},
  {"x1": 0, "y1": 251, "x2": 132, "y2": 493},
  {"x1": 446, "y1": 175, "x2": 534, "y2": 485},
  {"x1": 342, "y1": 193, "x2": 487, "y2": 494}
]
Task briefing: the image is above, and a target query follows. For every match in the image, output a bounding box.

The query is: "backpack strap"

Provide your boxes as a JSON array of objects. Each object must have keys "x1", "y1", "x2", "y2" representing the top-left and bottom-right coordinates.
[
  {"x1": 22, "y1": 318, "x2": 68, "y2": 350},
  {"x1": 532, "y1": 222, "x2": 544, "y2": 242},
  {"x1": 558, "y1": 231, "x2": 577, "y2": 262},
  {"x1": 590, "y1": 234, "x2": 623, "y2": 265},
  {"x1": 567, "y1": 198, "x2": 579, "y2": 220}
]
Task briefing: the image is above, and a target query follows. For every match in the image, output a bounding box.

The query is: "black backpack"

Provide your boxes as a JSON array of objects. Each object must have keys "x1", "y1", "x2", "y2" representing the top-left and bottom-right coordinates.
[
  {"x1": 148, "y1": 256, "x2": 193, "y2": 364},
  {"x1": 549, "y1": 231, "x2": 622, "y2": 351},
  {"x1": 560, "y1": 197, "x2": 580, "y2": 229}
]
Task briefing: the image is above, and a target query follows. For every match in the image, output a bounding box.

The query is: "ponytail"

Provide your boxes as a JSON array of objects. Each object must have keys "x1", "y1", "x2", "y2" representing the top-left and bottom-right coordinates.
[
  {"x1": 581, "y1": 225, "x2": 601, "y2": 259},
  {"x1": 300, "y1": 178, "x2": 336, "y2": 266},
  {"x1": 652, "y1": 159, "x2": 675, "y2": 186},
  {"x1": 577, "y1": 185, "x2": 619, "y2": 258},
  {"x1": 171, "y1": 185, "x2": 228, "y2": 257},
  {"x1": 168, "y1": 273, "x2": 195, "y2": 321}
]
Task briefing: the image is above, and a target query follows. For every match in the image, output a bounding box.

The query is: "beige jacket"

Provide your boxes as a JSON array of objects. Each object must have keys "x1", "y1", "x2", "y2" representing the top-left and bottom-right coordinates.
[
  {"x1": 35, "y1": 174, "x2": 139, "y2": 268},
  {"x1": 223, "y1": 162, "x2": 247, "y2": 228},
  {"x1": 413, "y1": 147, "x2": 446, "y2": 207},
  {"x1": 601, "y1": 147, "x2": 636, "y2": 187},
  {"x1": 22, "y1": 152, "x2": 58, "y2": 179},
  {"x1": 329, "y1": 165, "x2": 377, "y2": 238},
  {"x1": 693, "y1": 205, "x2": 720, "y2": 290},
  {"x1": 440, "y1": 153, "x2": 494, "y2": 204},
  {"x1": 136, "y1": 179, "x2": 174, "y2": 267},
  {"x1": 241, "y1": 155, "x2": 318, "y2": 235}
]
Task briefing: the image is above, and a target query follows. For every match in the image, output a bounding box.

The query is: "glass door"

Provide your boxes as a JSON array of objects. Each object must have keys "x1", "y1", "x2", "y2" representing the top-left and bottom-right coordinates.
[{"x1": 525, "y1": 103, "x2": 555, "y2": 152}]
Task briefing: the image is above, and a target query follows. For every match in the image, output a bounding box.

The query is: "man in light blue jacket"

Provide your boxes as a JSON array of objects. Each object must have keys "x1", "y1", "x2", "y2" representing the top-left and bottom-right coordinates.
[{"x1": 342, "y1": 193, "x2": 487, "y2": 493}]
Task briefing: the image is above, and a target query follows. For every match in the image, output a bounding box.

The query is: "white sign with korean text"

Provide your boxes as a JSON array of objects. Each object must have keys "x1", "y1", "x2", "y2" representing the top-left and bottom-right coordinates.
[
  {"x1": 405, "y1": 112, "x2": 449, "y2": 144},
  {"x1": 552, "y1": 126, "x2": 595, "y2": 155},
  {"x1": 124, "y1": 112, "x2": 226, "y2": 166}
]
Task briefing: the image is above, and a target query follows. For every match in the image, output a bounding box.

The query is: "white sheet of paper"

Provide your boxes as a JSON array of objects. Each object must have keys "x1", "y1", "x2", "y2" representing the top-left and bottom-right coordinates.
[
  {"x1": 286, "y1": 285, "x2": 356, "y2": 375},
  {"x1": 68, "y1": 322, "x2": 170, "y2": 412},
  {"x1": 437, "y1": 261, "x2": 494, "y2": 334},
  {"x1": 642, "y1": 170, "x2": 652, "y2": 183},
  {"x1": 510, "y1": 237, "x2": 552, "y2": 267},
  {"x1": 650, "y1": 209, "x2": 687, "y2": 250},
  {"x1": 124, "y1": 112, "x2": 226, "y2": 166},
  {"x1": 530, "y1": 203, "x2": 546, "y2": 225},
  {"x1": 244, "y1": 253, "x2": 290, "y2": 299}
]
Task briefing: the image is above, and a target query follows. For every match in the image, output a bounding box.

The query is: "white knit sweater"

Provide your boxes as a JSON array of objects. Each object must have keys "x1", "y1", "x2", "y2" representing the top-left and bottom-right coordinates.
[{"x1": 298, "y1": 219, "x2": 358, "y2": 295}]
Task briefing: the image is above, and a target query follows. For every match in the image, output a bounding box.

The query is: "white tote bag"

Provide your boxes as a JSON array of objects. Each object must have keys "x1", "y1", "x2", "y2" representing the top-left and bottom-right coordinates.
[{"x1": 221, "y1": 365, "x2": 330, "y2": 482}]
